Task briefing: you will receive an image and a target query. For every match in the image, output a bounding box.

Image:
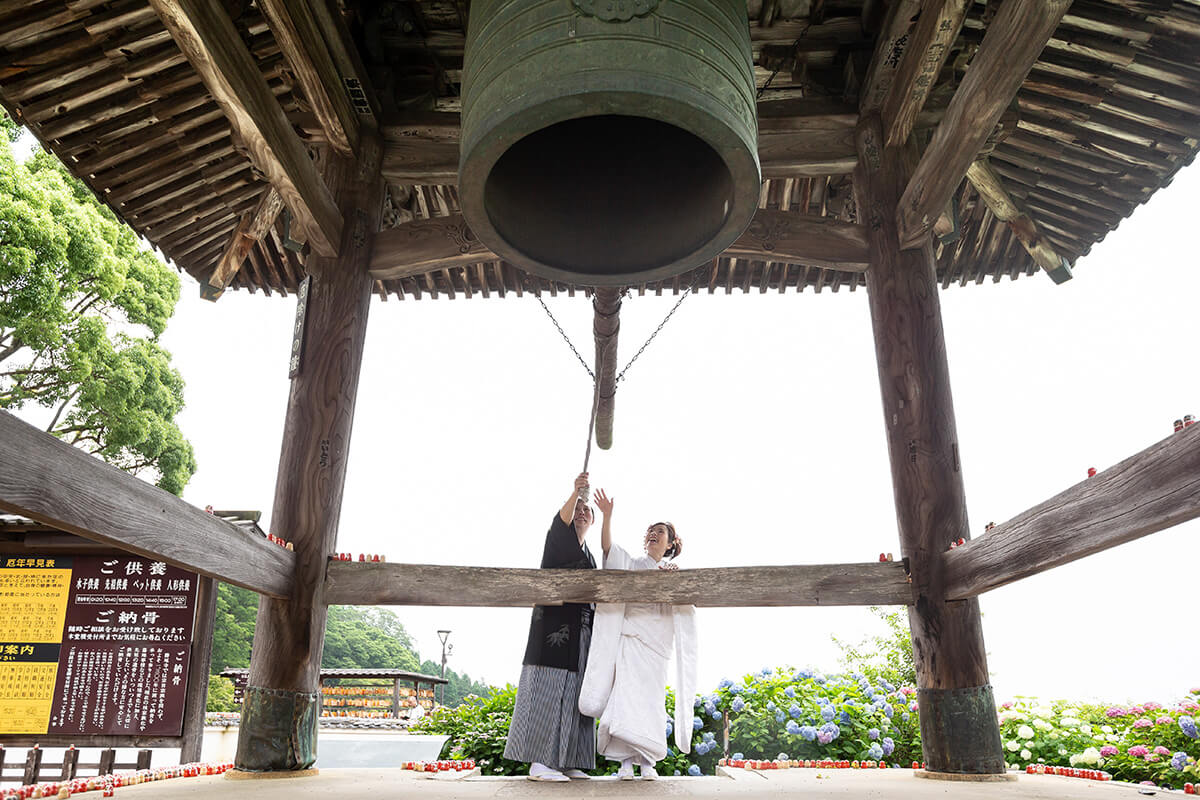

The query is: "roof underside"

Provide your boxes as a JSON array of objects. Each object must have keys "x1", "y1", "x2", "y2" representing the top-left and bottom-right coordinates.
[{"x1": 1, "y1": 0, "x2": 1198, "y2": 300}]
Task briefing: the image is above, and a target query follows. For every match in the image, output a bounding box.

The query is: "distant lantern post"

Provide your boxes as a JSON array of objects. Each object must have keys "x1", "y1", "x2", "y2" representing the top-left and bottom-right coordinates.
[{"x1": 437, "y1": 630, "x2": 452, "y2": 706}]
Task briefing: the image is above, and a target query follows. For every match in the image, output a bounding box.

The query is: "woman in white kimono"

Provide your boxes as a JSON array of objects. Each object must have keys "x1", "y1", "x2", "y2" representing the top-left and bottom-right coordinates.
[{"x1": 578, "y1": 489, "x2": 697, "y2": 780}]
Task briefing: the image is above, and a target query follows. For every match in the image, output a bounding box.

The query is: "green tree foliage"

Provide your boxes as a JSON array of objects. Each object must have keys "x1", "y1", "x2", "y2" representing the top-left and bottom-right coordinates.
[
  {"x1": 831, "y1": 606, "x2": 917, "y2": 687},
  {"x1": 206, "y1": 675, "x2": 238, "y2": 712},
  {"x1": 211, "y1": 583, "x2": 259, "y2": 673},
  {"x1": 0, "y1": 114, "x2": 194, "y2": 494},
  {"x1": 323, "y1": 606, "x2": 422, "y2": 671}
]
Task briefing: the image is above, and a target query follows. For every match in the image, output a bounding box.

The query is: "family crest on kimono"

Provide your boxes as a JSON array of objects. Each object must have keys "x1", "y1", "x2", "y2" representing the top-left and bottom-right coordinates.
[
  {"x1": 504, "y1": 472, "x2": 599, "y2": 782},
  {"x1": 579, "y1": 489, "x2": 699, "y2": 780}
]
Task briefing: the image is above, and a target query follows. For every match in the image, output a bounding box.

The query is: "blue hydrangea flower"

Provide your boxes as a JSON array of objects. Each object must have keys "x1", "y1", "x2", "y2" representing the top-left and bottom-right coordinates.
[
  {"x1": 704, "y1": 702, "x2": 716, "y2": 716},
  {"x1": 761, "y1": 667, "x2": 774, "y2": 677},
  {"x1": 730, "y1": 683, "x2": 743, "y2": 695},
  {"x1": 775, "y1": 712, "x2": 786, "y2": 723},
  {"x1": 821, "y1": 705, "x2": 836, "y2": 722},
  {"x1": 902, "y1": 712, "x2": 910, "y2": 722},
  {"x1": 882, "y1": 737, "x2": 895, "y2": 756},
  {"x1": 785, "y1": 686, "x2": 796, "y2": 698},
  {"x1": 883, "y1": 704, "x2": 895, "y2": 719},
  {"x1": 732, "y1": 753, "x2": 744, "y2": 760},
  {"x1": 766, "y1": 701, "x2": 777, "y2": 712},
  {"x1": 711, "y1": 708, "x2": 723, "y2": 720},
  {"x1": 795, "y1": 669, "x2": 813, "y2": 680},
  {"x1": 1171, "y1": 752, "x2": 1188, "y2": 771},
  {"x1": 799, "y1": 725, "x2": 817, "y2": 742},
  {"x1": 694, "y1": 696, "x2": 702, "y2": 707},
  {"x1": 665, "y1": 721, "x2": 673, "y2": 737},
  {"x1": 718, "y1": 678, "x2": 733, "y2": 689},
  {"x1": 745, "y1": 686, "x2": 757, "y2": 695},
  {"x1": 703, "y1": 732, "x2": 715, "y2": 742},
  {"x1": 1180, "y1": 716, "x2": 1199, "y2": 739},
  {"x1": 868, "y1": 728, "x2": 880, "y2": 740},
  {"x1": 786, "y1": 720, "x2": 801, "y2": 735},
  {"x1": 789, "y1": 703, "x2": 803, "y2": 719},
  {"x1": 731, "y1": 697, "x2": 746, "y2": 712},
  {"x1": 687, "y1": 765, "x2": 701, "y2": 776},
  {"x1": 673, "y1": 771, "x2": 681, "y2": 776},
  {"x1": 693, "y1": 717, "x2": 703, "y2": 730},
  {"x1": 695, "y1": 741, "x2": 710, "y2": 755},
  {"x1": 777, "y1": 753, "x2": 790, "y2": 761},
  {"x1": 820, "y1": 722, "x2": 840, "y2": 741},
  {"x1": 880, "y1": 680, "x2": 895, "y2": 692},
  {"x1": 815, "y1": 674, "x2": 827, "y2": 685},
  {"x1": 867, "y1": 743, "x2": 884, "y2": 761}
]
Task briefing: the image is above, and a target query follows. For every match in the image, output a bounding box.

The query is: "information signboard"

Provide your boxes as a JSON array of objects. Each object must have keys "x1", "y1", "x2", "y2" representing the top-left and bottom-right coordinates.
[{"x1": 0, "y1": 555, "x2": 197, "y2": 736}]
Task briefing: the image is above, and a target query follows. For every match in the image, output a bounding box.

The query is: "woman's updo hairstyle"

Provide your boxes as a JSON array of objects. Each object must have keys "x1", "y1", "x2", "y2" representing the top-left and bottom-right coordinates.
[{"x1": 651, "y1": 522, "x2": 681, "y2": 559}]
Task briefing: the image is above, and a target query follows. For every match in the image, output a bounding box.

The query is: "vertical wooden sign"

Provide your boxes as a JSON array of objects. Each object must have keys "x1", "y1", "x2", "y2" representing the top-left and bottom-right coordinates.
[{"x1": 289, "y1": 275, "x2": 312, "y2": 378}]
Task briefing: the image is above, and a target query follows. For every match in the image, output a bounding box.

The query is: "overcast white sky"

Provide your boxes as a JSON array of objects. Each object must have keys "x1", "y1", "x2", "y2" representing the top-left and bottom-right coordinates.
[{"x1": 153, "y1": 163, "x2": 1199, "y2": 706}]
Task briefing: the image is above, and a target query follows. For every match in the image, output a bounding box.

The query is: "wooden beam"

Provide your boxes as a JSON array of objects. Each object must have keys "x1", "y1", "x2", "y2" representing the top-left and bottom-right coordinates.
[
  {"x1": 207, "y1": 187, "x2": 285, "y2": 296},
  {"x1": 858, "y1": 0, "x2": 923, "y2": 114},
  {"x1": 592, "y1": 288, "x2": 621, "y2": 451},
  {"x1": 369, "y1": 210, "x2": 870, "y2": 280},
  {"x1": 324, "y1": 561, "x2": 913, "y2": 607},
  {"x1": 895, "y1": 0, "x2": 1071, "y2": 249},
  {"x1": 965, "y1": 159, "x2": 1073, "y2": 283},
  {"x1": 148, "y1": 0, "x2": 343, "y2": 256},
  {"x1": 257, "y1": 0, "x2": 359, "y2": 157},
  {"x1": 880, "y1": 0, "x2": 970, "y2": 147},
  {"x1": 0, "y1": 411, "x2": 294, "y2": 598},
  {"x1": 944, "y1": 428, "x2": 1200, "y2": 600}
]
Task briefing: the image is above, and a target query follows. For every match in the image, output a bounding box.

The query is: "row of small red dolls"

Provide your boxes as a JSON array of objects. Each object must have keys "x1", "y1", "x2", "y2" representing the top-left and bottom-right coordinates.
[
  {"x1": 1, "y1": 762, "x2": 232, "y2": 799},
  {"x1": 331, "y1": 553, "x2": 386, "y2": 562},
  {"x1": 401, "y1": 760, "x2": 476, "y2": 772},
  {"x1": 265, "y1": 533, "x2": 293, "y2": 550},
  {"x1": 721, "y1": 758, "x2": 908, "y2": 769},
  {"x1": 1173, "y1": 415, "x2": 1195, "y2": 432},
  {"x1": 1025, "y1": 765, "x2": 1112, "y2": 781}
]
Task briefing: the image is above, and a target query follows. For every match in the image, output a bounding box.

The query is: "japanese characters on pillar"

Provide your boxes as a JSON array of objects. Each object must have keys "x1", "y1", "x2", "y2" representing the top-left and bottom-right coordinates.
[{"x1": 0, "y1": 555, "x2": 198, "y2": 736}]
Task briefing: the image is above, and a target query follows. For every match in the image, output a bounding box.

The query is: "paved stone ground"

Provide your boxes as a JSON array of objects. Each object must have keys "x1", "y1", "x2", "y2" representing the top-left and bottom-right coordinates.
[{"x1": 104, "y1": 769, "x2": 1152, "y2": 800}]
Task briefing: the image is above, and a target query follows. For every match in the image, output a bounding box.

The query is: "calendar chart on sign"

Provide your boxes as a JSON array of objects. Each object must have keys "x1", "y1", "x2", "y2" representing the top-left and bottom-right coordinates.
[{"x1": 0, "y1": 557, "x2": 73, "y2": 733}]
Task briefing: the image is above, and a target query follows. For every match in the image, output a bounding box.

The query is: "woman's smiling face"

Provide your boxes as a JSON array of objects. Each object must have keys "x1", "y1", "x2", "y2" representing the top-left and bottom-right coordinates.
[{"x1": 644, "y1": 523, "x2": 673, "y2": 561}]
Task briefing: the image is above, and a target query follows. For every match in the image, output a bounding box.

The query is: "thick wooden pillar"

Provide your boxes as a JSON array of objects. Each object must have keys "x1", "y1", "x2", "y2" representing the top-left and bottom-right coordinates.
[
  {"x1": 853, "y1": 114, "x2": 1004, "y2": 775},
  {"x1": 234, "y1": 138, "x2": 384, "y2": 772}
]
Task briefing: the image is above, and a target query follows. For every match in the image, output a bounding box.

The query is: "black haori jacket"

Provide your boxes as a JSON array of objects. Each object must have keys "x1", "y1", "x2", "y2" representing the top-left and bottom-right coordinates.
[{"x1": 522, "y1": 514, "x2": 596, "y2": 671}]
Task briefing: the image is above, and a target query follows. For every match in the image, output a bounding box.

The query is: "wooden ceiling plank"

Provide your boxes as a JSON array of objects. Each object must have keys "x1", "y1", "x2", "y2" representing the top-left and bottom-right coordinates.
[
  {"x1": 880, "y1": 0, "x2": 970, "y2": 148},
  {"x1": 147, "y1": 0, "x2": 342, "y2": 256},
  {"x1": 896, "y1": 0, "x2": 1072, "y2": 249},
  {"x1": 257, "y1": 0, "x2": 359, "y2": 157}
]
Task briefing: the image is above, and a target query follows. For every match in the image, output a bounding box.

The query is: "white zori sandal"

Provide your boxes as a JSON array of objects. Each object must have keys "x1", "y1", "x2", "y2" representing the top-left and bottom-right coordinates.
[
  {"x1": 562, "y1": 769, "x2": 591, "y2": 779},
  {"x1": 616, "y1": 759, "x2": 636, "y2": 780},
  {"x1": 527, "y1": 763, "x2": 569, "y2": 782},
  {"x1": 640, "y1": 763, "x2": 659, "y2": 780}
]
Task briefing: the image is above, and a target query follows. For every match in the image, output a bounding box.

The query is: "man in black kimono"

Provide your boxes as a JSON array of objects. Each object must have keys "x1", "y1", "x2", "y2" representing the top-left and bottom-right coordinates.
[{"x1": 503, "y1": 472, "x2": 597, "y2": 781}]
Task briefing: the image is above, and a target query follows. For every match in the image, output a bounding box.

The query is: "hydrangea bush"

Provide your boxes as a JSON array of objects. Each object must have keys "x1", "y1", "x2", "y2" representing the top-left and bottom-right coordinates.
[{"x1": 997, "y1": 690, "x2": 1200, "y2": 790}]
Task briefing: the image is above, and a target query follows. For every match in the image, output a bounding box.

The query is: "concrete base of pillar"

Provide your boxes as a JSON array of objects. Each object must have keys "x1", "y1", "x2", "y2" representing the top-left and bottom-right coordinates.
[
  {"x1": 226, "y1": 769, "x2": 321, "y2": 780},
  {"x1": 915, "y1": 771, "x2": 1017, "y2": 782}
]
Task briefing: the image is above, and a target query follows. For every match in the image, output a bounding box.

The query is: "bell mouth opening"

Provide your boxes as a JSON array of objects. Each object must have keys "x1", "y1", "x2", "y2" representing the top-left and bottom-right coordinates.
[{"x1": 483, "y1": 114, "x2": 734, "y2": 278}]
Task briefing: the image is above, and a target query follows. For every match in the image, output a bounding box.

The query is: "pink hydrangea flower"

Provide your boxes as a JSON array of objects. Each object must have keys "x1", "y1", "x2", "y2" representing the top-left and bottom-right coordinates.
[
  {"x1": 1156, "y1": 717, "x2": 1174, "y2": 725},
  {"x1": 1133, "y1": 718, "x2": 1153, "y2": 728},
  {"x1": 1182, "y1": 701, "x2": 1200, "y2": 712},
  {"x1": 1154, "y1": 746, "x2": 1171, "y2": 756},
  {"x1": 1106, "y1": 707, "x2": 1128, "y2": 718},
  {"x1": 1144, "y1": 702, "x2": 1162, "y2": 711},
  {"x1": 1100, "y1": 746, "x2": 1119, "y2": 757},
  {"x1": 1001, "y1": 702, "x2": 1013, "y2": 710},
  {"x1": 1131, "y1": 705, "x2": 1147, "y2": 715},
  {"x1": 1128, "y1": 746, "x2": 1149, "y2": 757},
  {"x1": 1145, "y1": 754, "x2": 1161, "y2": 763}
]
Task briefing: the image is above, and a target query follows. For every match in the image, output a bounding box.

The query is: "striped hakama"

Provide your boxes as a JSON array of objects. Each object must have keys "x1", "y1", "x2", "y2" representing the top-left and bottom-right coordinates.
[{"x1": 503, "y1": 623, "x2": 596, "y2": 771}]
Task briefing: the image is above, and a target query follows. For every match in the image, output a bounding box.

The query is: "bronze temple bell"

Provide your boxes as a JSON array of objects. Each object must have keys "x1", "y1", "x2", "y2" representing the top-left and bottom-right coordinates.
[{"x1": 459, "y1": 0, "x2": 761, "y2": 286}]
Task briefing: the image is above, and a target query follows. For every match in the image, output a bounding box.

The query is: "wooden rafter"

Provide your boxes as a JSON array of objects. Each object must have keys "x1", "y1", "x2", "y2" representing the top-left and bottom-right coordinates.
[
  {"x1": 944, "y1": 428, "x2": 1200, "y2": 600},
  {"x1": 965, "y1": 159, "x2": 1073, "y2": 283},
  {"x1": 0, "y1": 412, "x2": 294, "y2": 598},
  {"x1": 368, "y1": 210, "x2": 870, "y2": 281},
  {"x1": 879, "y1": 0, "x2": 970, "y2": 148},
  {"x1": 324, "y1": 561, "x2": 913, "y2": 607},
  {"x1": 257, "y1": 0, "x2": 359, "y2": 157},
  {"x1": 207, "y1": 187, "x2": 286, "y2": 297},
  {"x1": 895, "y1": 0, "x2": 1072, "y2": 249},
  {"x1": 147, "y1": 0, "x2": 343, "y2": 256}
]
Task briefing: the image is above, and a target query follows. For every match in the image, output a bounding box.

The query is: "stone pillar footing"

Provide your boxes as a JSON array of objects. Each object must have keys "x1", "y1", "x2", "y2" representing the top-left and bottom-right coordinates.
[{"x1": 234, "y1": 685, "x2": 319, "y2": 772}]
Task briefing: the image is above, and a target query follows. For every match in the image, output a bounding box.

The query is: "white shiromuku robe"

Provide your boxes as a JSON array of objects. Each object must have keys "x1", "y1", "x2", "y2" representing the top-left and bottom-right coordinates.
[{"x1": 578, "y1": 543, "x2": 697, "y2": 766}]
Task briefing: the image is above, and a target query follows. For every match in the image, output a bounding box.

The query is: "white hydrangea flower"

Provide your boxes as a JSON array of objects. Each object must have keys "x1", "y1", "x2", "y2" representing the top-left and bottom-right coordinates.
[
  {"x1": 1020, "y1": 749, "x2": 1032, "y2": 760},
  {"x1": 1007, "y1": 741, "x2": 1020, "y2": 752},
  {"x1": 1101, "y1": 726, "x2": 1113, "y2": 734},
  {"x1": 1060, "y1": 717, "x2": 1081, "y2": 728},
  {"x1": 1080, "y1": 724, "x2": 1092, "y2": 734},
  {"x1": 1018, "y1": 725, "x2": 1035, "y2": 740}
]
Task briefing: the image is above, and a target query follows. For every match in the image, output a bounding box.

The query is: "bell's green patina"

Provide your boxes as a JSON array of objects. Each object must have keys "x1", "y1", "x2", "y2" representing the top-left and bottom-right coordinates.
[
  {"x1": 459, "y1": 0, "x2": 761, "y2": 286},
  {"x1": 234, "y1": 686, "x2": 319, "y2": 771}
]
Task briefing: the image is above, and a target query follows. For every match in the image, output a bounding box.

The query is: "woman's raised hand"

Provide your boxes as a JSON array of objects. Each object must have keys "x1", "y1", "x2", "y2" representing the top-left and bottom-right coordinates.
[{"x1": 594, "y1": 488, "x2": 614, "y2": 516}]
